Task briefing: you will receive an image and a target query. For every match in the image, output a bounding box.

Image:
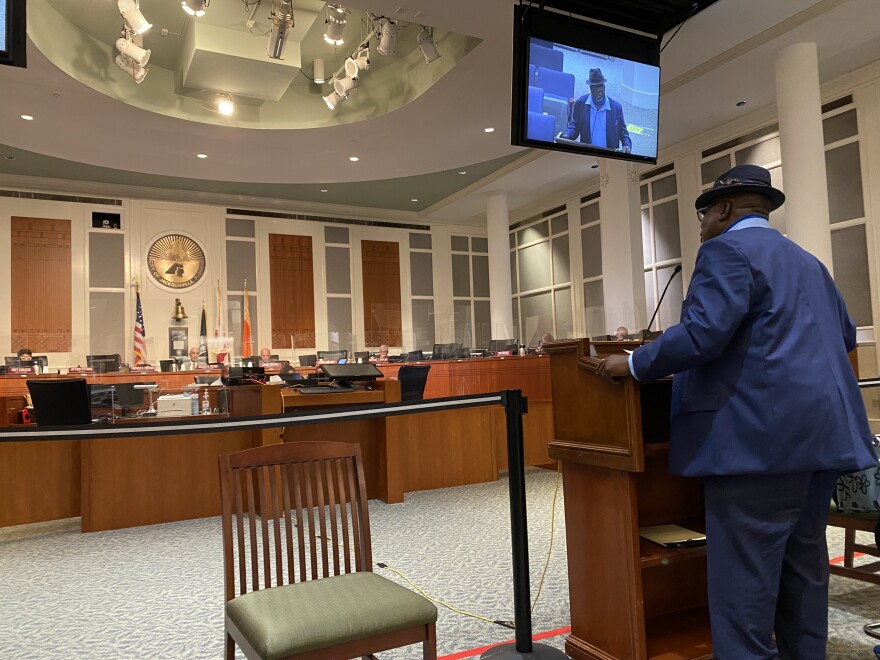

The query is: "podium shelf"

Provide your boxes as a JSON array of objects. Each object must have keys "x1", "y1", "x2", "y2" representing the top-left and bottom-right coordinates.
[
  {"x1": 640, "y1": 536, "x2": 707, "y2": 568},
  {"x1": 645, "y1": 605, "x2": 712, "y2": 660}
]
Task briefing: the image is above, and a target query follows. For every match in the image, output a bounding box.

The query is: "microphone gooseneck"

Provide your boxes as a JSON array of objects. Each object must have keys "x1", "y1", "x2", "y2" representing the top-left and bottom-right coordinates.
[{"x1": 641, "y1": 264, "x2": 682, "y2": 345}]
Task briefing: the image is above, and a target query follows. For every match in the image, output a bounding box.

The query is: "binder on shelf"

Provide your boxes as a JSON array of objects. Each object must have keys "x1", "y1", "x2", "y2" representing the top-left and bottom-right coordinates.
[{"x1": 639, "y1": 524, "x2": 706, "y2": 548}]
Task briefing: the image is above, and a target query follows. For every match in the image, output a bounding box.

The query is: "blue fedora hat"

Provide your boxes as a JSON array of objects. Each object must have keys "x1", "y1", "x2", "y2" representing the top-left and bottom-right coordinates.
[{"x1": 695, "y1": 164, "x2": 785, "y2": 211}]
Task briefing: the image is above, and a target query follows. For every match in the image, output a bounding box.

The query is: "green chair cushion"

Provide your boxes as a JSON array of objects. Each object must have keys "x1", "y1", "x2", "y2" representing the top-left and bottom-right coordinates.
[{"x1": 226, "y1": 571, "x2": 438, "y2": 659}]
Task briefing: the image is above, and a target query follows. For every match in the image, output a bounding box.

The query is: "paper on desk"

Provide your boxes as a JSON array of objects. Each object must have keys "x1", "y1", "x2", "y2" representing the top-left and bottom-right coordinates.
[{"x1": 624, "y1": 349, "x2": 634, "y2": 354}]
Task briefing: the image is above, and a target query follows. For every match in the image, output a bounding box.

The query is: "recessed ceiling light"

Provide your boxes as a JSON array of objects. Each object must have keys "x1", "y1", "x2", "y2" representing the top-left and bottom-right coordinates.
[
  {"x1": 5, "y1": 155, "x2": 15, "y2": 160},
  {"x1": 484, "y1": 127, "x2": 494, "y2": 133},
  {"x1": 20, "y1": 114, "x2": 33, "y2": 121},
  {"x1": 736, "y1": 100, "x2": 748, "y2": 107},
  {"x1": 320, "y1": 189, "x2": 328, "y2": 193},
  {"x1": 411, "y1": 198, "x2": 419, "y2": 202},
  {"x1": 458, "y1": 170, "x2": 467, "y2": 175},
  {"x1": 349, "y1": 156, "x2": 359, "y2": 162},
  {"x1": 196, "y1": 153, "x2": 208, "y2": 159}
]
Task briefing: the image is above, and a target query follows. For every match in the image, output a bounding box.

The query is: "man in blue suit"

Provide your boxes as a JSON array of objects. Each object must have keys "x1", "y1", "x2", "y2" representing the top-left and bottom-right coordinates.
[
  {"x1": 598, "y1": 165, "x2": 878, "y2": 659},
  {"x1": 561, "y1": 68, "x2": 632, "y2": 153}
]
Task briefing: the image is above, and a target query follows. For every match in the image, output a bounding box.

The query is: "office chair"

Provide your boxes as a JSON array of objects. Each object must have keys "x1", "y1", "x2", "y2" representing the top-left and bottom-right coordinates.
[
  {"x1": 406, "y1": 350, "x2": 424, "y2": 362},
  {"x1": 317, "y1": 350, "x2": 348, "y2": 362},
  {"x1": 86, "y1": 353, "x2": 121, "y2": 373},
  {"x1": 298, "y1": 354, "x2": 317, "y2": 367},
  {"x1": 159, "y1": 359, "x2": 177, "y2": 372},
  {"x1": 488, "y1": 339, "x2": 517, "y2": 354},
  {"x1": 353, "y1": 351, "x2": 370, "y2": 363},
  {"x1": 4, "y1": 356, "x2": 21, "y2": 368},
  {"x1": 218, "y1": 441, "x2": 437, "y2": 659},
  {"x1": 527, "y1": 111, "x2": 555, "y2": 142},
  {"x1": 398, "y1": 365, "x2": 431, "y2": 402},
  {"x1": 26, "y1": 378, "x2": 93, "y2": 426}
]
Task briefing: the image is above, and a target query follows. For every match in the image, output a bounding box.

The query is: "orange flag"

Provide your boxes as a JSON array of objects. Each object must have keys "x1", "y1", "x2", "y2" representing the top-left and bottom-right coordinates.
[{"x1": 241, "y1": 280, "x2": 253, "y2": 359}]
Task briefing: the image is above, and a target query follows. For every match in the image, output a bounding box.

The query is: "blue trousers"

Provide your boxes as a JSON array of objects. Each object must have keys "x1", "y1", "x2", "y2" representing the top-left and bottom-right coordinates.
[{"x1": 703, "y1": 470, "x2": 839, "y2": 660}]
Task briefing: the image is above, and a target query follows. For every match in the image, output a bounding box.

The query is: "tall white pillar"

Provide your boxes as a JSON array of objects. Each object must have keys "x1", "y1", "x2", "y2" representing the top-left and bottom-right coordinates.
[
  {"x1": 775, "y1": 42, "x2": 833, "y2": 272},
  {"x1": 599, "y1": 159, "x2": 647, "y2": 333},
  {"x1": 486, "y1": 191, "x2": 514, "y2": 339}
]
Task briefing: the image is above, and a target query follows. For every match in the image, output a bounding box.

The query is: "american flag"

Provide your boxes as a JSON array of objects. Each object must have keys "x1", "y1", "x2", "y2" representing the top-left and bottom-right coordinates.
[{"x1": 133, "y1": 286, "x2": 147, "y2": 365}]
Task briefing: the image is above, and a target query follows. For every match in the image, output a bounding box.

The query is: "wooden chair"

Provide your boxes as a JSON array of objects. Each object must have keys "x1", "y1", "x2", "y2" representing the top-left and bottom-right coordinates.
[
  {"x1": 218, "y1": 441, "x2": 437, "y2": 660},
  {"x1": 827, "y1": 507, "x2": 880, "y2": 585}
]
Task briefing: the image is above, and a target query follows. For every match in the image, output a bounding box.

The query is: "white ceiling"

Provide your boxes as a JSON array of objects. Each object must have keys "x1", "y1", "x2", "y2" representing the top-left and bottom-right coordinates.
[{"x1": 0, "y1": 0, "x2": 878, "y2": 224}]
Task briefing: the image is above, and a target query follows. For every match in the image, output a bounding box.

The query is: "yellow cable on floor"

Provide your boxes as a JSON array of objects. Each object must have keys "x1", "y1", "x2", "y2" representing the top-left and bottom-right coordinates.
[{"x1": 531, "y1": 460, "x2": 561, "y2": 614}]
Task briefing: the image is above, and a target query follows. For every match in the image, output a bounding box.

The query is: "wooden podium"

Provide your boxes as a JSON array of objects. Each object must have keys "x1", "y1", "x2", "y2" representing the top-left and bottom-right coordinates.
[{"x1": 546, "y1": 339, "x2": 712, "y2": 660}]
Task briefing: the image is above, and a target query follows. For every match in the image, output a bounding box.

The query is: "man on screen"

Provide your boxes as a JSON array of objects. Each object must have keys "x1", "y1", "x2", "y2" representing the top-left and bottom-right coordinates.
[{"x1": 561, "y1": 68, "x2": 631, "y2": 153}]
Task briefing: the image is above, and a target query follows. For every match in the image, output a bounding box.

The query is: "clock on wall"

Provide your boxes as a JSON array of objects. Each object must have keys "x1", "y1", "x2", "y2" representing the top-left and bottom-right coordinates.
[{"x1": 147, "y1": 234, "x2": 206, "y2": 289}]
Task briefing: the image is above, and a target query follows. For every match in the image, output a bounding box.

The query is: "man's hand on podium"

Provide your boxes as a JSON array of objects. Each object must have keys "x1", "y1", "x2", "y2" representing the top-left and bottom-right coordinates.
[{"x1": 597, "y1": 354, "x2": 631, "y2": 379}]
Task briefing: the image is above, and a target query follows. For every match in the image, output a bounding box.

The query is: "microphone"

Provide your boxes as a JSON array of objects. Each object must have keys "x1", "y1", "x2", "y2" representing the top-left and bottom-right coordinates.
[{"x1": 641, "y1": 264, "x2": 682, "y2": 345}]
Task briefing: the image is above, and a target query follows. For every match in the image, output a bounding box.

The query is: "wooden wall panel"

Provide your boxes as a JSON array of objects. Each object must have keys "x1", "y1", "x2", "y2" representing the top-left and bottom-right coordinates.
[
  {"x1": 361, "y1": 240, "x2": 402, "y2": 346},
  {"x1": 11, "y1": 217, "x2": 72, "y2": 352},
  {"x1": 269, "y1": 234, "x2": 316, "y2": 348}
]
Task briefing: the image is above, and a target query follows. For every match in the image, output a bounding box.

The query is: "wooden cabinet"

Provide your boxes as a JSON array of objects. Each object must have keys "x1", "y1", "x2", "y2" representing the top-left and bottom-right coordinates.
[{"x1": 546, "y1": 339, "x2": 712, "y2": 660}]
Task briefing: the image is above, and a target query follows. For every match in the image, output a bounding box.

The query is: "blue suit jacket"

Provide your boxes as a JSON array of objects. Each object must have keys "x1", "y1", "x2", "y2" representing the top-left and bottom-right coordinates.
[
  {"x1": 632, "y1": 226, "x2": 877, "y2": 477},
  {"x1": 565, "y1": 96, "x2": 632, "y2": 151}
]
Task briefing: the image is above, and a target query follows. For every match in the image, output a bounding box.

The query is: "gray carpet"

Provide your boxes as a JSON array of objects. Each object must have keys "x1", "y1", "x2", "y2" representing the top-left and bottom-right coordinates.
[{"x1": 0, "y1": 468, "x2": 876, "y2": 659}]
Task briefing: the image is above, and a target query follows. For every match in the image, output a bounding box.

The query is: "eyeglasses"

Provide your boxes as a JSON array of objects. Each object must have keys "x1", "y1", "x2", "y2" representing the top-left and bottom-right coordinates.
[{"x1": 696, "y1": 202, "x2": 716, "y2": 221}]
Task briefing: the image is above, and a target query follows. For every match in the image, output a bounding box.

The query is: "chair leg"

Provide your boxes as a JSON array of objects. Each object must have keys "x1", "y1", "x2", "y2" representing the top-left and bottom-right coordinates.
[
  {"x1": 226, "y1": 634, "x2": 236, "y2": 660},
  {"x1": 844, "y1": 528, "x2": 856, "y2": 568},
  {"x1": 423, "y1": 622, "x2": 437, "y2": 660},
  {"x1": 867, "y1": 622, "x2": 880, "y2": 640}
]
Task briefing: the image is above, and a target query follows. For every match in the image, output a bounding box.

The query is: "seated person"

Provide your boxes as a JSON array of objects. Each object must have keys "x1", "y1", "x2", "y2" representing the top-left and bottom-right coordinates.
[
  {"x1": 17, "y1": 348, "x2": 33, "y2": 363},
  {"x1": 537, "y1": 332, "x2": 554, "y2": 352},
  {"x1": 181, "y1": 347, "x2": 206, "y2": 370},
  {"x1": 258, "y1": 347, "x2": 273, "y2": 366},
  {"x1": 615, "y1": 326, "x2": 629, "y2": 341},
  {"x1": 375, "y1": 345, "x2": 389, "y2": 363}
]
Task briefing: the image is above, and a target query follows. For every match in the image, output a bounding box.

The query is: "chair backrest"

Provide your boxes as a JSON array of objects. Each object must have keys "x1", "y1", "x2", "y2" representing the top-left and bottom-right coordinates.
[
  {"x1": 527, "y1": 111, "x2": 555, "y2": 142},
  {"x1": 159, "y1": 359, "x2": 176, "y2": 372},
  {"x1": 317, "y1": 350, "x2": 348, "y2": 361},
  {"x1": 398, "y1": 365, "x2": 431, "y2": 402},
  {"x1": 4, "y1": 356, "x2": 21, "y2": 367},
  {"x1": 218, "y1": 441, "x2": 373, "y2": 603},
  {"x1": 527, "y1": 85, "x2": 544, "y2": 114},
  {"x1": 26, "y1": 378, "x2": 93, "y2": 426},
  {"x1": 32, "y1": 355, "x2": 48, "y2": 369},
  {"x1": 535, "y1": 66, "x2": 574, "y2": 100},
  {"x1": 86, "y1": 354, "x2": 121, "y2": 373},
  {"x1": 488, "y1": 338, "x2": 518, "y2": 354},
  {"x1": 406, "y1": 350, "x2": 424, "y2": 362},
  {"x1": 431, "y1": 343, "x2": 458, "y2": 360},
  {"x1": 529, "y1": 42, "x2": 563, "y2": 72}
]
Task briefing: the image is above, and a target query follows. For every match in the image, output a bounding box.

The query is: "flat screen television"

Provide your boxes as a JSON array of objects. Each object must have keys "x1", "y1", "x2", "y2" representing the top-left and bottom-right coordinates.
[
  {"x1": 0, "y1": 0, "x2": 26, "y2": 68},
  {"x1": 512, "y1": 4, "x2": 660, "y2": 164}
]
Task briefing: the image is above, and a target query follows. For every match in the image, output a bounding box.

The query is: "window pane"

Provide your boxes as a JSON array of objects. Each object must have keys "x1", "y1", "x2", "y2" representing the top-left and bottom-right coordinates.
[
  {"x1": 641, "y1": 209, "x2": 652, "y2": 266},
  {"x1": 510, "y1": 251, "x2": 517, "y2": 294},
  {"x1": 324, "y1": 226, "x2": 349, "y2": 244},
  {"x1": 327, "y1": 297, "x2": 352, "y2": 351},
  {"x1": 550, "y1": 215, "x2": 568, "y2": 235},
  {"x1": 656, "y1": 265, "x2": 684, "y2": 331},
  {"x1": 826, "y1": 142, "x2": 865, "y2": 223},
  {"x1": 453, "y1": 300, "x2": 472, "y2": 347},
  {"x1": 325, "y1": 246, "x2": 351, "y2": 294},
  {"x1": 471, "y1": 237, "x2": 488, "y2": 253},
  {"x1": 411, "y1": 299, "x2": 435, "y2": 351},
  {"x1": 644, "y1": 270, "x2": 656, "y2": 324},
  {"x1": 519, "y1": 221, "x2": 549, "y2": 245},
  {"x1": 226, "y1": 241, "x2": 257, "y2": 292},
  {"x1": 701, "y1": 155, "x2": 730, "y2": 185},
  {"x1": 520, "y1": 292, "x2": 553, "y2": 348},
  {"x1": 512, "y1": 298, "x2": 520, "y2": 344},
  {"x1": 653, "y1": 200, "x2": 681, "y2": 262},
  {"x1": 580, "y1": 203, "x2": 599, "y2": 225},
  {"x1": 735, "y1": 136, "x2": 780, "y2": 167},
  {"x1": 552, "y1": 235, "x2": 570, "y2": 285},
  {"x1": 509, "y1": 232, "x2": 516, "y2": 249},
  {"x1": 452, "y1": 254, "x2": 471, "y2": 297},
  {"x1": 823, "y1": 109, "x2": 858, "y2": 145},
  {"x1": 554, "y1": 287, "x2": 572, "y2": 339},
  {"x1": 226, "y1": 218, "x2": 255, "y2": 238},
  {"x1": 472, "y1": 255, "x2": 490, "y2": 298},
  {"x1": 409, "y1": 233, "x2": 431, "y2": 249},
  {"x1": 451, "y1": 235, "x2": 470, "y2": 252},
  {"x1": 474, "y1": 300, "x2": 491, "y2": 350},
  {"x1": 410, "y1": 252, "x2": 434, "y2": 297},
  {"x1": 831, "y1": 225, "x2": 872, "y2": 327},
  {"x1": 651, "y1": 174, "x2": 677, "y2": 200},
  {"x1": 89, "y1": 292, "x2": 125, "y2": 357},
  {"x1": 581, "y1": 225, "x2": 602, "y2": 279},
  {"x1": 89, "y1": 233, "x2": 124, "y2": 288},
  {"x1": 583, "y1": 280, "x2": 604, "y2": 336},
  {"x1": 640, "y1": 184, "x2": 649, "y2": 206},
  {"x1": 518, "y1": 242, "x2": 552, "y2": 292}
]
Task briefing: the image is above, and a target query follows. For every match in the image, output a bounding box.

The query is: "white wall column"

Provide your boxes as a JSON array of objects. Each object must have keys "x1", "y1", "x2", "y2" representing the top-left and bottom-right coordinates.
[
  {"x1": 775, "y1": 42, "x2": 833, "y2": 272},
  {"x1": 675, "y1": 153, "x2": 702, "y2": 290},
  {"x1": 599, "y1": 159, "x2": 647, "y2": 333},
  {"x1": 486, "y1": 191, "x2": 514, "y2": 339}
]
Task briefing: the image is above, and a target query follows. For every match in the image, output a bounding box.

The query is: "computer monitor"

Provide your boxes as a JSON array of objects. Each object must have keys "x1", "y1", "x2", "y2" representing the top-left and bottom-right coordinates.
[
  {"x1": 488, "y1": 339, "x2": 518, "y2": 354},
  {"x1": 26, "y1": 379, "x2": 92, "y2": 426},
  {"x1": 319, "y1": 363, "x2": 383, "y2": 386},
  {"x1": 431, "y1": 343, "x2": 459, "y2": 360},
  {"x1": 226, "y1": 366, "x2": 266, "y2": 385},
  {"x1": 112, "y1": 381, "x2": 156, "y2": 414},
  {"x1": 86, "y1": 354, "x2": 121, "y2": 373},
  {"x1": 299, "y1": 355, "x2": 318, "y2": 367}
]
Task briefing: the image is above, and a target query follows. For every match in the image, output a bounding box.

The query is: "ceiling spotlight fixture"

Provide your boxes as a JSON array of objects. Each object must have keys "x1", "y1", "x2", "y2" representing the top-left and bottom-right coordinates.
[
  {"x1": 313, "y1": 58, "x2": 326, "y2": 84},
  {"x1": 323, "y1": 91, "x2": 343, "y2": 110},
  {"x1": 333, "y1": 74, "x2": 358, "y2": 98},
  {"x1": 20, "y1": 114, "x2": 33, "y2": 121},
  {"x1": 267, "y1": 0, "x2": 294, "y2": 60},
  {"x1": 349, "y1": 156, "x2": 359, "y2": 162},
  {"x1": 115, "y1": 53, "x2": 148, "y2": 83},
  {"x1": 417, "y1": 26, "x2": 440, "y2": 63},
  {"x1": 197, "y1": 153, "x2": 208, "y2": 159},
  {"x1": 352, "y1": 47, "x2": 370, "y2": 71},
  {"x1": 458, "y1": 170, "x2": 467, "y2": 175},
  {"x1": 116, "y1": 29, "x2": 151, "y2": 67},
  {"x1": 182, "y1": 0, "x2": 209, "y2": 17},
  {"x1": 320, "y1": 189, "x2": 328, "y2": 193},
  {"x1": 411, "y1": 198, "x2": 419, "y2": 202},
  {"x1": 217, "y1": 95, "x2": 235, "y2": 116},
  {"x1": 736, "y1": 100, "x2": 748, "y2": 107},
  {"x1": 323, "y1": 5, "x2": 346, "y2": 45},
  {"x1": 376, "y1": 18, "x2": 398, "y2": 56},
  {"x1": 484, "y1": 127, "x2": 495, "y2": 133},
  {"x1": 118, "y1": 0, "x2": 152, "y2": 35}
]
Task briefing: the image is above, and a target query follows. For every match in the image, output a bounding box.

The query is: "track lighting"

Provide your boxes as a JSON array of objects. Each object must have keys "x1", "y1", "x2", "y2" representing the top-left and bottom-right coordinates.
[
  {"x1": 217, "y1": 95, "x2": 234, "y2": 116},
  {"x1": 116, "y1": 31, "x2": 150, "y2": 67},
  {"x1": 323, "y1": 5, "x2": 346, "y2": 45},
  {"x1": 417, "y1": 26, "x2": 440, "y2": 63},
  {"x1": 323, "y1": 91, "x2": 342, "y2": 110},
  {"x1": 313, "y1": 58, "x2": 326, "y2": 84},
  {"x1": 267, "y1": 0, "x2": 294, "y2": 60},
  {"x1": 333, "y1": 74, "x2": 358, "y2": 98},
  {"x1": 351, "y1": 47, "x2": 370, "y2": 72},
  {"x1": 115, "y1": 53, "x2": 148, "y2": 83},
  {"x1": 118, "y1": 0, "x2": 152, "y2": 35},
  {"x1": 377, "y1": 18, "x2": 398, "y2": 56},
  {"x1": 182, "y1": 0, "x2": 209, "y2": 17}
]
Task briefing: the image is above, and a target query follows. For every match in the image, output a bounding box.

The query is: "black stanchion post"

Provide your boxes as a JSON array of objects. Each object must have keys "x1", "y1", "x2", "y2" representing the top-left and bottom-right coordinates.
[{"x1": 481, "y1": 390, "x2": 568, "y2": 659}]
